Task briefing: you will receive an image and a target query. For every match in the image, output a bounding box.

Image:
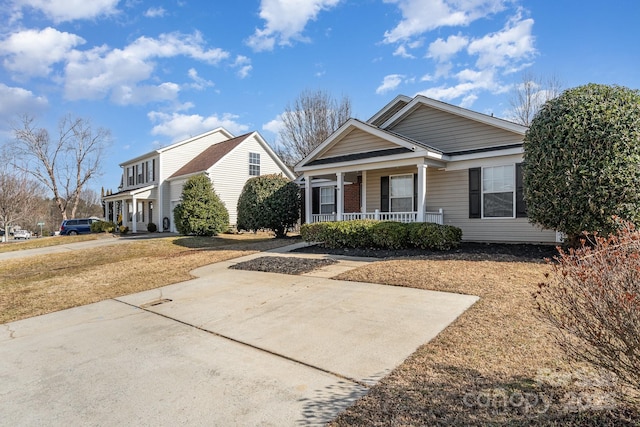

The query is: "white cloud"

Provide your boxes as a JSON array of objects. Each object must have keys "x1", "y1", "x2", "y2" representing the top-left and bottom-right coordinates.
[
  {"x1": 144, "y1": 7, "x2": 166, "y2": 18},
  {"x1": 63, "y1": 32, "x2": 229, "y2": 104},
  {"x1": 262, "y1": 115, "x2": 283, "y2": 135},
  {"x1": 416, "y1": 68, "x2": 504, "y2": 102},
  {"x1": 0, "y1": 83, "x2": 48, "y2": 116},
  {"x1": 383, "y1": 0, "x2": 507, "y2": 43},
  {"x1": 111, "y1": 82, "x2": 180, "y2": 105},
  {"x1": 376, "y1": 74, "x2": 405, "y2": 95},
  {"x1": 148, "y1": 111, "x2": 249, "y2": 142},
  {"x1": 11, "y1": 0, "x2": 120, "y2": 23},
  {"x1": 427, "y1": 34, "x2": 468, "y2": 62},
  {"x1": 187, "y1": 68, "x2": 214, "y2": 90},
  {"x1": 467, "y1": 13, "x2": 536, "y2": 68},
  {"x1": 233, "y1": 55, "x2": 252, "y2": 79},
  {"x1": 246, "y1": 0, "x2": 341, "y2": 51},
  {"x1": 393, "y1": 45, "x2": 415, "y2": 59},
  {"x1": 0, "y1": 27, "x2": 85, "y2": 78}
]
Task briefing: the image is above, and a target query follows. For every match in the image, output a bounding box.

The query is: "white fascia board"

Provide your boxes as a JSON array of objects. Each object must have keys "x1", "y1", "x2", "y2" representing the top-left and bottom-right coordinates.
[
  {"x1": 381, "y1": 95, "x2": 528, "y2": 135},
  {"x1": 165, "y1": 171, "x2": 205, "y2": 182},
  {"x1": 156, "y1": 127, "x2": 234, "y2": 154},
  {"x1": 294, "y1": 119, "x2": 423, "y2": 172},
  {"x1": 366, "y1": 94, "x2": 412, "y2": 124},
  {"x1": 252, "y1": 131, "x2": 296, "y2": 179},
  {"x1": 119, "y1": 152, "x2": 159, "y2": 167},
  {"x1": 299, "y1": 153, "x2": 445, "y2": 176},
  {"x1": 444, "y1": 152, "x2": 524, "y2": 171},
  {"x1": 444, "y1": 145, "x2": 524, "y2": 163}
]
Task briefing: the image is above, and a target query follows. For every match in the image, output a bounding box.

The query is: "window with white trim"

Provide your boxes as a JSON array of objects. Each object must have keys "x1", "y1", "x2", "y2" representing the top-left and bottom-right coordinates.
[
  {"x1": 482, "y1": 165, "x2": 515, "y2": 218},
  {"x1": 127, "y1": 167, "x2": 134, "y2": 186},
  {"x1": 319, "y1": 187, "x2": 335, "y2": 214},
  {"x1": 249, "y1": 152, "x2": 260, "y2": 176},
  {"x1": 137, "y1": 201, "x2": 144, "y2": 222},
  {"x1": 390, "y1": 174, "x2": 413, "y2": 212}
]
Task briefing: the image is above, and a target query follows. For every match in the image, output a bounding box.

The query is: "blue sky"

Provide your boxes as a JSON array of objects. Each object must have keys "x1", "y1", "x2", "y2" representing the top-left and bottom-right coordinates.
[{"x1": 0, "y1": 0, "x2": 638, "y2": 192}]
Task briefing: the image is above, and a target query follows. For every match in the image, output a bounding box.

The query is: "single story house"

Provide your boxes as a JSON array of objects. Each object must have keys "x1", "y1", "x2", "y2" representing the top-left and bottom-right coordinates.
[
  {"x1": 294, "y1": 94, "x2": 560, "y2": 243},
  {"x1": 103, "y1": 128, "x2": 294, "y2": 233}
]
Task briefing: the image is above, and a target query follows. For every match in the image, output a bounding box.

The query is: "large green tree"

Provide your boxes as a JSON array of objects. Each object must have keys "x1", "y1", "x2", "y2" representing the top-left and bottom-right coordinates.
[
  {"x1": 236, "y1": 174, "x2": 300, "y2": 238},
  {"x1": 523, "y1": 83, "x2": 640, "y2": 239},
  {"x1": 173, "y1": 174, "x2": 229, "y2": 236}
]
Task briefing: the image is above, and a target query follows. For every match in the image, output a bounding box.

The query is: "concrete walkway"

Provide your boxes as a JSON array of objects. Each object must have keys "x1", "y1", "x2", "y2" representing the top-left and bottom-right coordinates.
[{"x1": 0, "y1": 244, "x2": 478, "y2": 426}]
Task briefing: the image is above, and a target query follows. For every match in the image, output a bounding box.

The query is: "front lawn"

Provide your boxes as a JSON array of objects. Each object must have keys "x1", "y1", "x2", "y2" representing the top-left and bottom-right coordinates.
[{"x1": 330, "y1": 257, "x2": 638, "y2": 426}]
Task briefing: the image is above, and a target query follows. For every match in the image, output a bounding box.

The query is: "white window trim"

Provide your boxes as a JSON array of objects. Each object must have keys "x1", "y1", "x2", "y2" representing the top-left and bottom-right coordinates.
[
  {"x1": 319, "y1": 186, "x2": 335, "y2": 214},
  {"x1": 389, "y1": 173, "x2": 414, "y2": 213},
  {"x1": 481, "y1": 163, "x2": 516, "y2": 219},
  {"x1": 249, "y1": 152, "x2": 261, "y2": 176}
]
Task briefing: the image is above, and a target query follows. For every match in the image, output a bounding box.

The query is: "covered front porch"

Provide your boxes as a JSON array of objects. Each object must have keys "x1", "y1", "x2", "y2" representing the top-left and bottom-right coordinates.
[
  {"x1": 301, "y1": 157, "x2": 446, "y2": 226},
  {"x1": 102, "y1": 185, "x2": 159, "y2": 233}
]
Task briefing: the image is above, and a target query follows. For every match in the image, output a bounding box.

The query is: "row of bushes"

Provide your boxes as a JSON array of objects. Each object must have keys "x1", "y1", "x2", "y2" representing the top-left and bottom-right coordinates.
[
  {"x1": 300, "y1": 220, "x2": 462, "y2": 250},
  {"x1": 90, "y1": 220, "x2": 158, "y2": 234}
]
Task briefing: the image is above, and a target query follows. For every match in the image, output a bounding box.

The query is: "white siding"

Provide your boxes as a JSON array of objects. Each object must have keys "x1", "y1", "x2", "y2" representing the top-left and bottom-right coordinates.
[
  {"x1": 121, "y1": 155, "x2": 159, "y2": 191},
  {"x1": 160, "y1": 130, "x2": 231, "y2": 183},
  {"x1": 210, "y1": 134, "x2": 289, "y2": 225},
  {"x1": 320, "y1": 129, "x2": 398, "y2": 158},
  {"x1": 389, "y1": 105, "x2": 522, "y2": 153}
]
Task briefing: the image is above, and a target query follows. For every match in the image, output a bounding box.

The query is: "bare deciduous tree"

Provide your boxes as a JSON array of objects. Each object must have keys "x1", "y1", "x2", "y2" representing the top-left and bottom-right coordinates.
[
  {"x1": 276, "y1": 89, "x2": 351, "y2": 168},
  {"x1": 0, "y1": 166, "x2": 43, "y2": 241},
  {"x1": 509, "y1": 71, "x2": 562, "y2": 126},
  {"x1": 11, "y1": 115, "x2": 111, "y2": 220}
]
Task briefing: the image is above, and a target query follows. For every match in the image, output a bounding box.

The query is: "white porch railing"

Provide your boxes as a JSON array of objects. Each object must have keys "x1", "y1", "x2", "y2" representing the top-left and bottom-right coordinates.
[{"x1": 312, "y1": 209, "x2": 443, "y2": 225}]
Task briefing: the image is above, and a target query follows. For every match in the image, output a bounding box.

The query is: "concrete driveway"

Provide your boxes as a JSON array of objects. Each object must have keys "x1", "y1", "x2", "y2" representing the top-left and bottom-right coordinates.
[{"x1": 0, "y1": 247, "x2": 478, "y2": 425}]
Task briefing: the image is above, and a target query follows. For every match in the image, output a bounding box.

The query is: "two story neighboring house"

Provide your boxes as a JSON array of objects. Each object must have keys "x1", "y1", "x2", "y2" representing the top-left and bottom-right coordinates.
[
  {"x1": 103, "y1": 128, "x2": 294, "y2": 233},
  {"x1": 294, "y1": 94, "x2": 560, "y2": 243}
]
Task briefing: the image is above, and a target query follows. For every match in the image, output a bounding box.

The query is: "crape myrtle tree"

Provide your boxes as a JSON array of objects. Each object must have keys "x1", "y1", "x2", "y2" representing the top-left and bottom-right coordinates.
[
  {"x1": 509, "y1": 71, "x2": 562, "y2": 126},
  {"x1": 236, "y1": 174, "x2": 300, "y2": 238},
  {"x1": 173, "y1": 174, "x2": 229, "y2": 236},
  {"x1": 523, "y1": 83, "x2": 640, "y2": 242}
]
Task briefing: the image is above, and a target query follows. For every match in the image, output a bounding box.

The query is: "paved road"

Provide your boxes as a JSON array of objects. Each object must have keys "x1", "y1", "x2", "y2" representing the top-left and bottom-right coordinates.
[{"x1": 0, "y1": 245, "x2": 479, "y2": 425}]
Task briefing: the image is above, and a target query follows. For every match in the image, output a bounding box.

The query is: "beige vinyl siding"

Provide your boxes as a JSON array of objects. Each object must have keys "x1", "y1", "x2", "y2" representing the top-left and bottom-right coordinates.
[
  {"x1": 389, "y1": 105, "x2": 522, "y2": 153},
  {"x1": 210, "y1": 134, "x2": 288, "y2": 225},
  {"x1": 320, "y1": 129, "x2": 398, "y2": 158},
  {"x1": 160, "y1": 130, "x2": 230, "y2": 182},
  {"x1": 364, "y1": 166, "x2": 416, "y2": 212},
  {"x1": 427, "y1": 168, "x2": 557, "y2": 243}
]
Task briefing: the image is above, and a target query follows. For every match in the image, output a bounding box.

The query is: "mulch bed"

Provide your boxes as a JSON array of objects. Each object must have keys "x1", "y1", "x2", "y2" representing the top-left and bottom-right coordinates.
[
  {"x1": 230, "y1": 256, "x2": 338, "y2": 275},
  {"x1": 292, "y1": 242, "x2": 560, "y2": 262}
]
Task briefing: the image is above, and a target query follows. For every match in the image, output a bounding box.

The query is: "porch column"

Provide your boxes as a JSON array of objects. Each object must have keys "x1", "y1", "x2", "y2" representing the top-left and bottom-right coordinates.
[
  {"x1": 304, "y1": 173, "x2": 312, "y2": 224},
  {"x1": 131, "y1": 196, "x2": 138, "y2": 233},
  {"x1": 103, "y1": 200, "x2": 108, "y2": 220},
  {"x1": 416, "y1": 164, "x2": 427, "y2": 222},
  {"x1": 361, "y1": 171, "x2": 367, "y2": 213},
  {"x1": 336, "y1": 172, "x2": 344, "y2": 221}
]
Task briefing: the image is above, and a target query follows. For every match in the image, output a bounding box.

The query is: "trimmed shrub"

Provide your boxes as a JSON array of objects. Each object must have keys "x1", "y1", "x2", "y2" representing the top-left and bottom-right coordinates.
[
  {"x1": 147, "y1": 222, "x2": 157, "y2": 232},
  {"x1": 236, "y1": 174, "x2": 300, "y2": 238},
  {"x1": 119, "y1": 225, "x2": 129, "y2": 234},
  {"x1": 174, "y1": 174, "x2": 229, "y2": 236},
  {"x1": 524, "y1": 84, "x2": 640, "y2": 241},
  {"x1": 301, "y1": 220, "x2": 462, "y2": 250},
  {"x1": 90, "y1": 220, "x2": 116, "y2": 233},
  {"x1": 407, "y1": 222, "x2": 463, "y2": 250},
  {"x1": 371, "y1": 221, "x2": 408, "y2": 249}
]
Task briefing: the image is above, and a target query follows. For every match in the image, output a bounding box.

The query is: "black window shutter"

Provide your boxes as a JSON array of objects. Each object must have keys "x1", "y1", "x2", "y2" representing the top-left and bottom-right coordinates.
[
  {"x1": 334, "y1": 188, "x2": 338, "y2": 213},
  {"x1": 312, "y1": 187, "x2": 320, "y2": 215},
  {"x1": 516, "y1": 163, "x2": 527, "y2": 218},
  {"x1": 413, "y1": 173, "x2": 418, "y2": 211},
  {"x1": 469, "y1": 168, "x2": 481, "y2": 218},
  {"x1": 381, "y1": 176, "x2": 389, "y2": 212}
]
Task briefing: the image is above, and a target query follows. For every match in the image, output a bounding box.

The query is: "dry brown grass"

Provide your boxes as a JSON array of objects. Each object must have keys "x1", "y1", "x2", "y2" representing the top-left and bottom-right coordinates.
[
  {"x1": 330, "y1": 259, "x2": 639, "y2": 426},
  {"x1": 0, "y1": 233, "x2": 293, "y2": 323}
]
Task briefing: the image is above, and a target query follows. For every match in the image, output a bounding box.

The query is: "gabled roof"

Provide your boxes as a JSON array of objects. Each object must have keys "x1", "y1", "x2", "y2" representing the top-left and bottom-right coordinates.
[
  {"x1": 380, "y1": 95, "x2": 527, "y2": 134},
  {"x1": 169, "y1": 133, "x2": 251, "y2": 179},
  {"x1": 120, "y1": 127, "x2": 235, "y2": 166},
  {"x1": 367, "y1": 94, "x2": 412, "y2": 127}
]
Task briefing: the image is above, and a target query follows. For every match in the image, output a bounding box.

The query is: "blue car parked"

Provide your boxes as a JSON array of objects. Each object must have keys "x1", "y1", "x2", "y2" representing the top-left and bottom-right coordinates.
[{"x1": 59, "y1": 218, "x2": 100, "y2": 235}]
